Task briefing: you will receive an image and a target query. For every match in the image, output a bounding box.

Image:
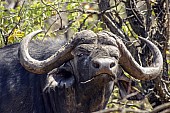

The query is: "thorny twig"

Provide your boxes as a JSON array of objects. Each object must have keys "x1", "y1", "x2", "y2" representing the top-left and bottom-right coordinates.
[
  {"x1": 146, "y1": 0, "x2": 152, "y2": 34},
  {"x1": 41, "y1": 0, "x2": 63, "y2": 35}
]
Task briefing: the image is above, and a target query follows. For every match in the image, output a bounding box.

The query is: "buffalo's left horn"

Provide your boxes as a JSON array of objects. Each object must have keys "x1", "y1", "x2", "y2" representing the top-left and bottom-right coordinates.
[
  {"x1": 19, "y1": 30, "x2": 97, "y2": 74},
  {"x1": 116, "y1": 36, "x2": 163, "y2": 80}
]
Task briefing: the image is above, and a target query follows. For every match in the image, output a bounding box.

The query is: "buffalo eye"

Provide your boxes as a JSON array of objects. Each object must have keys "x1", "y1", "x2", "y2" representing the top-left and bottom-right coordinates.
[{"x1": 77, "y1": 53, "x2": 84, "y2": 57}]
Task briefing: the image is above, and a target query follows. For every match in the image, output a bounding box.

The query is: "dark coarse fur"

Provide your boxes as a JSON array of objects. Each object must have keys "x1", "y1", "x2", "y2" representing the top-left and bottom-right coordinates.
[{"x1": 0, "y1": 39, "x2": 65, "y2": 113}]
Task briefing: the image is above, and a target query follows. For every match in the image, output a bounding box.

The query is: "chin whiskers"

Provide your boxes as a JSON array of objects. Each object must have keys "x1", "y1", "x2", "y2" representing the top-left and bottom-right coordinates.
[
  {"x1": 80, "y1": 73, "x2": 116, "y2": 84},
  {"x1": 80, "y1": 77, "x2": 95, "y2": 84}
]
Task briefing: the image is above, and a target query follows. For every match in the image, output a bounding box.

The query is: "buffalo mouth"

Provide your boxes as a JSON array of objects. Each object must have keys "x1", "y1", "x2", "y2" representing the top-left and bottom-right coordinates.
[{"x1": 80, "y1": 73, "x2": 116, "y2": 84}]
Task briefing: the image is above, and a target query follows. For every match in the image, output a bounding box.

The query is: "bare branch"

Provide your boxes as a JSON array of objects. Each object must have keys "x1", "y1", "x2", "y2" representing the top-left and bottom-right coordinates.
[
  {"x1": 150, "y1": 102, "x2": 170, "y2": 113},
  {"x1": 41, "y1": 0, "x2": 63, "y2": 30},
  {"x1": 5, "y1": 1, "x2": 25, "y2": 45}
]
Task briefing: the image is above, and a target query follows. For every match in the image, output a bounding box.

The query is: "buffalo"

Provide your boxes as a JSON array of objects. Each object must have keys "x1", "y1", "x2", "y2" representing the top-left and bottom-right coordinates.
[{"x1": 0, "y1": 30, "x2": 163, "y2": 113}]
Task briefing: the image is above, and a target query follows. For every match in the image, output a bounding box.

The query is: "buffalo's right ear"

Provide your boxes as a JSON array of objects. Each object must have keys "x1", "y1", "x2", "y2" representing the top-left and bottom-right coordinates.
[{"x1": 44, "y1": 67, "x2": 75, "y2": 92}]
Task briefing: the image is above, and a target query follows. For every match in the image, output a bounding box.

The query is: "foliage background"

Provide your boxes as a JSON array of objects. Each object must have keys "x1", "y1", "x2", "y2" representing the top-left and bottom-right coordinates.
[{"x1": 1, "y1": 0, "x2": 170, "y2": 112}]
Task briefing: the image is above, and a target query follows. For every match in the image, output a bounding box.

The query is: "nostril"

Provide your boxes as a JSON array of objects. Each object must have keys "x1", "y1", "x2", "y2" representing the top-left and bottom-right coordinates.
[
  {"x1": 92, "y1": 61, "x2": 100, "y2": 69},
  {"x1": 110, "y1": 62, "x2": 116, "y2": 68}
]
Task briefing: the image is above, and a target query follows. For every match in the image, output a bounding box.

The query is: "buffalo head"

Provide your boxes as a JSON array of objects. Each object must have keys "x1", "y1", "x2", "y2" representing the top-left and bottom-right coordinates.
[{"x1": 19, "y1": 30, "x2": 163, "y2": 81}]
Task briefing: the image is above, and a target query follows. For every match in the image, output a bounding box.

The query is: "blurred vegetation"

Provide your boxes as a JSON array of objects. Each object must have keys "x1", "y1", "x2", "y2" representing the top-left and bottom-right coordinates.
[
  {"x1": 0, "y1": 0, "x2": 170, "y2": 112},
  {"x1": 0, "y1": 0, "x2": 104, "y2": 47}
]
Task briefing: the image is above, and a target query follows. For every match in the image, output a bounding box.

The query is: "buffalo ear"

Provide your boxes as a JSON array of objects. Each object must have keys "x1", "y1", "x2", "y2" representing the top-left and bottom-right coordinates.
[{"x1": 44, "y1": 67, "x2": 75, "y2": 92}]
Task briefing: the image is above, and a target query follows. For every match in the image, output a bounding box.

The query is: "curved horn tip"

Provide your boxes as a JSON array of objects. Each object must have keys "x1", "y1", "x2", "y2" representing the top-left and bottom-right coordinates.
[{"x1": 20, "y1": 30, "x2": 74, "y2": 74}]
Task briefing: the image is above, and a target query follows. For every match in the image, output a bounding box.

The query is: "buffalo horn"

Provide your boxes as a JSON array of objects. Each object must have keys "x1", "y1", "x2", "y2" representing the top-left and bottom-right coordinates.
[
  {"x1": 116, "y1": 36, "x2": 163, "y2": 80},
  {"x1": 19, "y1": 30, "x2": 97, "y2": 74}
]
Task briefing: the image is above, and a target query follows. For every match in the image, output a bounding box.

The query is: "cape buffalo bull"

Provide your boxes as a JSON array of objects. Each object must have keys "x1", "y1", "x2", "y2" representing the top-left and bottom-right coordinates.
[{"x1": 0, "y1": 30, "x2": 163, "y2": 113}]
